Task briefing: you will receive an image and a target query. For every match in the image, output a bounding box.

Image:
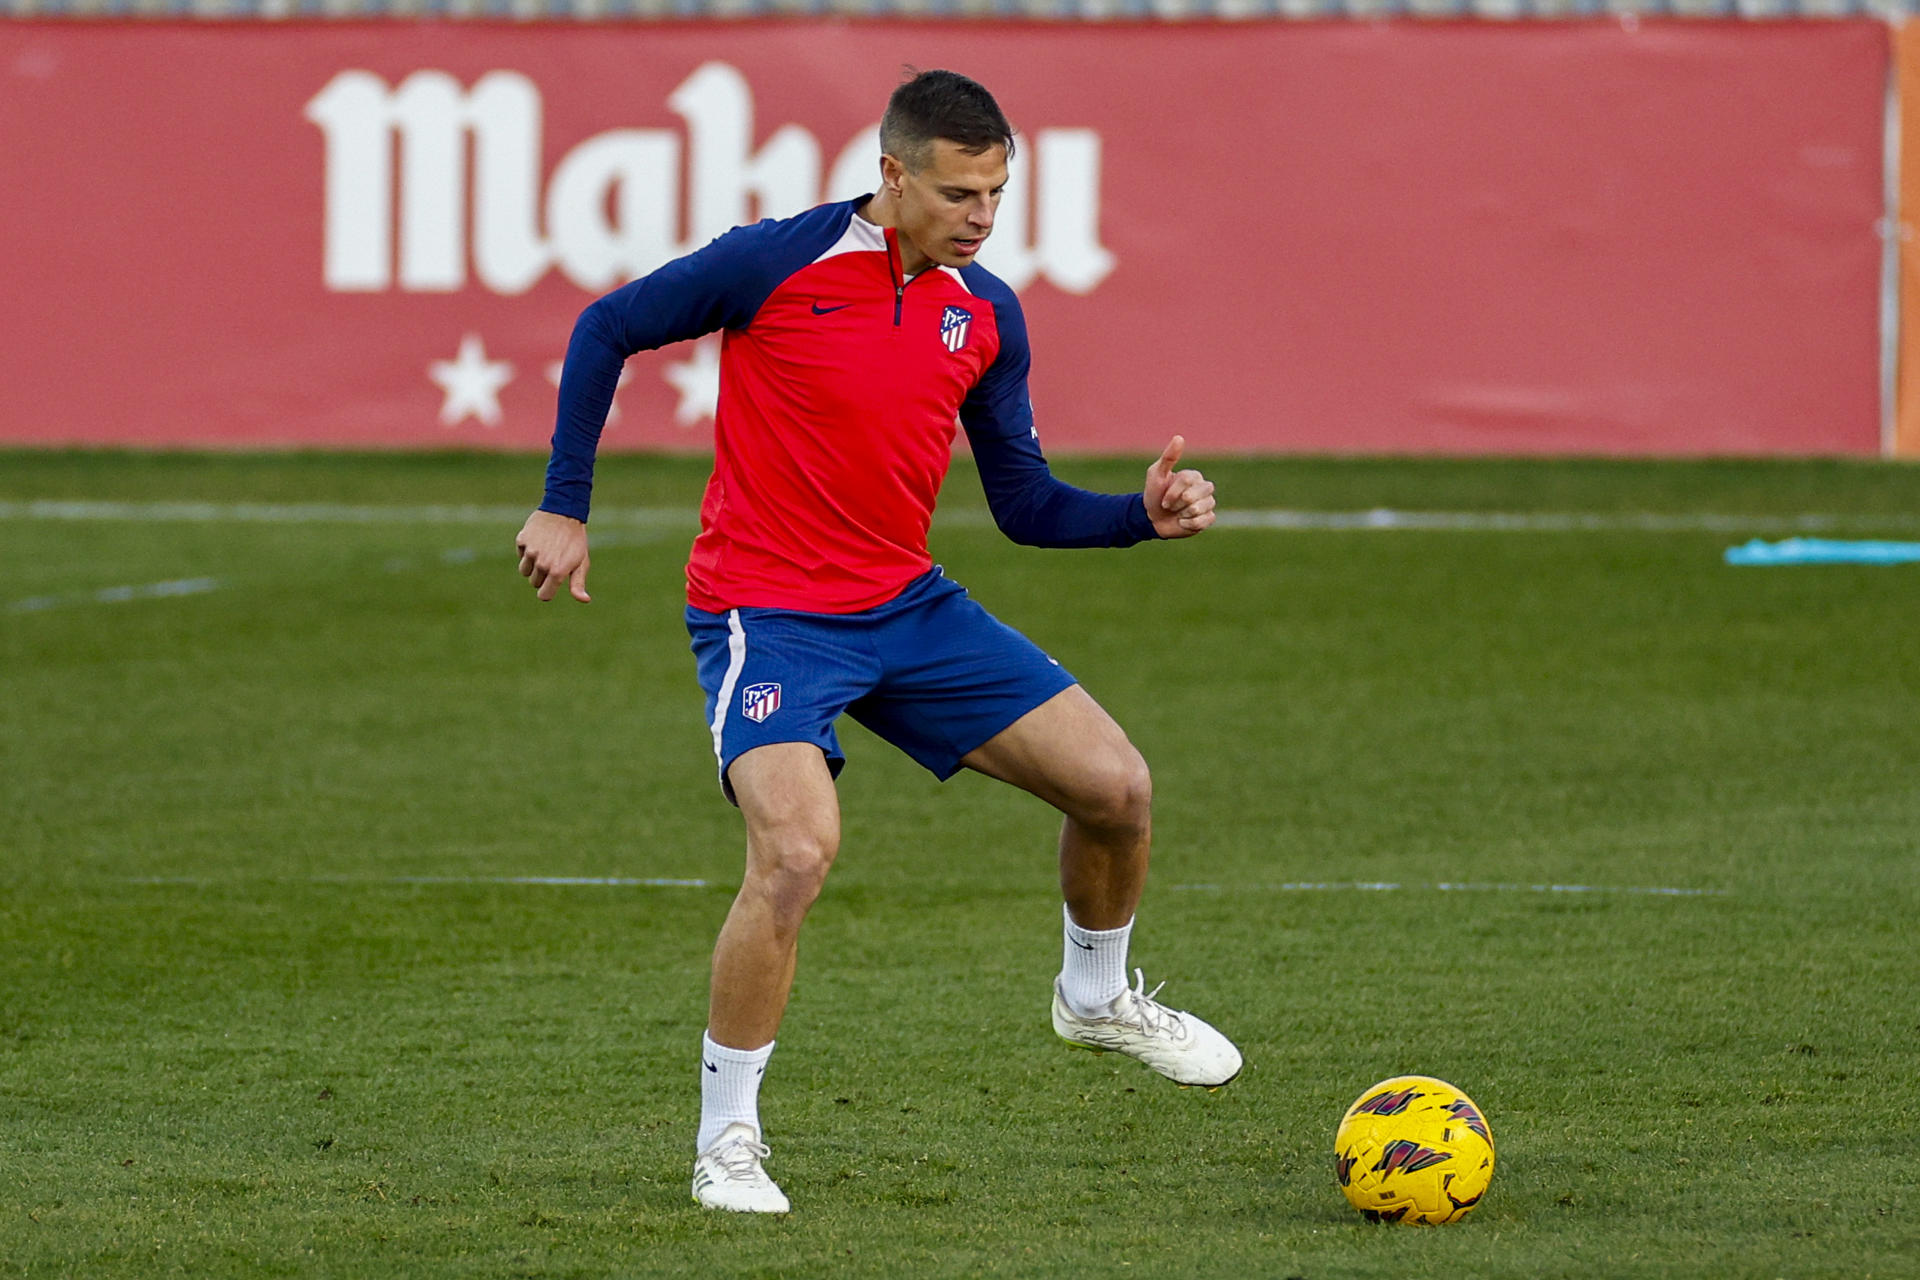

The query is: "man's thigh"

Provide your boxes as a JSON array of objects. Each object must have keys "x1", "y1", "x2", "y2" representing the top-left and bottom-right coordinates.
[
  {"x1": 687, "y1": 605, "x2": 878, "y2": 804},
  {"x1": 727, "y1": 741, "x2": 842, "y2": 866},
  {"x1": 847, "y1": 577, "x2": 1077, "y2": 782},
  {"x1": 958, "y1": 684, "x2": 1147, "y2": 815}
]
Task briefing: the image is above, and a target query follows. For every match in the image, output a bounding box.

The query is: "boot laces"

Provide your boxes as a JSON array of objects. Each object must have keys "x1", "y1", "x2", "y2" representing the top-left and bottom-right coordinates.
[
  {"x1": 1115, "y1": 968, "x2": 1188, "y2": 1040},
  {"x1": 710, "y1": 1134, "x2": 774, "y2": 1184}
]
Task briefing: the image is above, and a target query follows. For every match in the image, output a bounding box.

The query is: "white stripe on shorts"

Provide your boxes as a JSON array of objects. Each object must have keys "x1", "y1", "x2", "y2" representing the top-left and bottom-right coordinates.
[{"x1": 708, "y1": 609, "x2": 748, "y2": 781}]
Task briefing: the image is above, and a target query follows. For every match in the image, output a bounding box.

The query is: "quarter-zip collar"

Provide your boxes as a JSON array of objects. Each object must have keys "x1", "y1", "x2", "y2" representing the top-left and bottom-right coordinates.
[{"x1": 885, "y1": 227, "x2": 909, "y2": 327}]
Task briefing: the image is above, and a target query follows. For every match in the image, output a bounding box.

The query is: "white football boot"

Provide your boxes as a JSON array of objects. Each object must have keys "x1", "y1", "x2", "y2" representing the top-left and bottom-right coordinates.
[
  {"x1": 691, "y1": 1123, "x2": 790, "y2": 1214},
  {"x1": 1052, "y1": 968, "x2": 1243, "y2": 1087}
]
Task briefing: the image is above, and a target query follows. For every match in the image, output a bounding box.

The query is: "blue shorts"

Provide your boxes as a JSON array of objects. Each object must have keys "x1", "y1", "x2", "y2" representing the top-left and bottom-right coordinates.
[{"x1": 687, "y1": 567, "x2": 1077, "y2": 804}]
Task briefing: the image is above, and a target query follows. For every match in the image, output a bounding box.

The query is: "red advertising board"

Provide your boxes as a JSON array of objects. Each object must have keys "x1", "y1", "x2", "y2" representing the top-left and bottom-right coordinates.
[
  {"x1": 1898, "y1": 18, "x2": 1920, "y2": 458},
  {"x1": 0, "y1": 20, "x2": 1888, "y2": 455}
]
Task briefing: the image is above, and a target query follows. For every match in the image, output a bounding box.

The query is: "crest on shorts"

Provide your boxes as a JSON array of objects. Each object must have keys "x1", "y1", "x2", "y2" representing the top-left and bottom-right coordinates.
[
  {"x1": 940, "y1": 305, "x2": 972, "y2": 353},
  {"x1": 741, "y1": 682, "x2": 782, "y2": 724}
]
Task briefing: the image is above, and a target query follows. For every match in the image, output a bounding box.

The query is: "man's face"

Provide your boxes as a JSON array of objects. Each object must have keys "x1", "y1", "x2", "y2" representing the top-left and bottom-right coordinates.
[{"x1": 886, "y1": 139, "x2": 1008, "y2": 272}]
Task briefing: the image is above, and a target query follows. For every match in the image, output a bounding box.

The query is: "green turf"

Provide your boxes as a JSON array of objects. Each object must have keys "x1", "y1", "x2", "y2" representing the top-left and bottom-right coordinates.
[{"x1": 2, "y1": 451, "x2": 1917, "y2": 1278}]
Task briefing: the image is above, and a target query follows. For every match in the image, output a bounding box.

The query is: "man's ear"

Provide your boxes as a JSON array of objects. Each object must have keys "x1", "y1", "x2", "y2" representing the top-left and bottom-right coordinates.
[{"x1": 878, "y1": 153, "x2": 905, "y2": 198}]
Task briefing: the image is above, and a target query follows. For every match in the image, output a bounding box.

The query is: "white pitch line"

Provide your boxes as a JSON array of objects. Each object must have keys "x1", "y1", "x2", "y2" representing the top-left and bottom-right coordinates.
[
  {"x1": 122, "y1": 875, "x2": 1721, "y2": 897},
  {"x1": 124, "y1": 875, "x2": 712, "y2": 888},
  {"x1": 0, "y1": 500, "x2": 694, "y2": 528},
  {"x1": 1209, "y1": 509, "x2": 1920, "y2": 534},
  {"x1": 4, "y1": 499, "x2": 1916, "y2": 535},
  {"x1": 8, "y1": 576, "x2": 221, "y2": 614},
  {"x1": 1172, "y1": 881, "x2": 1727, "y2": 897}
]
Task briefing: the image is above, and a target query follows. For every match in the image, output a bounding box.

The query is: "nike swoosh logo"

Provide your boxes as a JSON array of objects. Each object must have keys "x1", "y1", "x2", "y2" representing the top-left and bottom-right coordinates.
[
  {"x1": 811, "y1": 301, "x2": 853, "y2": 315},
  {"x1": 704, "y1": 1060, "x2": 718, "y2": 1073},
  {"x1": 1070, "y1": 938, "x2": 1096, "y2": 951}
]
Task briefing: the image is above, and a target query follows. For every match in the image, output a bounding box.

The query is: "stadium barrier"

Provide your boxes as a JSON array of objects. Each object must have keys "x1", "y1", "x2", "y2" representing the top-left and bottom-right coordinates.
[{"x1": 0, "y1": 18, "x2": 1901, "y2": 455}]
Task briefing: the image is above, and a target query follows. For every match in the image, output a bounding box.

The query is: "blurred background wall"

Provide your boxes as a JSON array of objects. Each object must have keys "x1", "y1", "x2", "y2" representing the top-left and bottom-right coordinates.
[{"x1": 2, "y1": 0, "x2": 1914, "y2": 456}]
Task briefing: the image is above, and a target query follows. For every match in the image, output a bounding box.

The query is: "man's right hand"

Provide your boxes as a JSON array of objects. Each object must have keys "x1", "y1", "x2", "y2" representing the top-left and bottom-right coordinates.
[{"x1": 515, "y1": 509, "x2": 592, "y2": 603}]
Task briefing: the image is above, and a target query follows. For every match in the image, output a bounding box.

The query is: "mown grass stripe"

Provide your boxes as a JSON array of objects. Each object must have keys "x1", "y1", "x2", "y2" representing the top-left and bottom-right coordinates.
[
  {"x1": 1171, "y1": 881, "x2": 1729, "y2": 896},
  {"x1": 6, "y1": 498, "x2": 1918, "y2": 533}
]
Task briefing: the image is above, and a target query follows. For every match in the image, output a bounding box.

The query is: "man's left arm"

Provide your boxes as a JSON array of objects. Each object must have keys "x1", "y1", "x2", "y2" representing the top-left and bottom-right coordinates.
[{"x1": 959, "y1": 290, "x2": 1215, "y2": 546}]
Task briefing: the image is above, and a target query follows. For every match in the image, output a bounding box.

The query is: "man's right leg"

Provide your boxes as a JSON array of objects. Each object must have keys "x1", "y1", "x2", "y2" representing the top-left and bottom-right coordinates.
[
  {"x1": 710, "y1": 742, "x2": 841, "y2": 1048},
  {"x1": 693, "y1": 742, "x2": 840, "y2": 1214}
]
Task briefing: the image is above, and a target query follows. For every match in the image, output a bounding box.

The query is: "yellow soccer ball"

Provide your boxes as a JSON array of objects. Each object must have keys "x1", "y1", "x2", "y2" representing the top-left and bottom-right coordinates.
[{"x1": 1334, "y1": 1075, "x2": 1495, "y2": 1225}]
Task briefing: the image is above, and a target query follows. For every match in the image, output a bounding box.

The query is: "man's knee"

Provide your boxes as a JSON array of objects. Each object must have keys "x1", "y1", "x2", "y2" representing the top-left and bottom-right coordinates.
[
  {"x1": 744, "y1": 822, "x2": 839, "y2": 920},
  {"x1": 1071, "y1": 746, "x2": 1153, "y2": 838},
  {"x1": 732, "y1": 743, "x2": 841, "y2": 920}
]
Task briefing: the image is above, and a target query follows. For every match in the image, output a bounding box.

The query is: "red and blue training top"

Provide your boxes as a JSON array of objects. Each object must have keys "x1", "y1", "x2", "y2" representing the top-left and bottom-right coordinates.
[{"x1": 541, "y1": 195, "x2": 1158, "y2": 614}]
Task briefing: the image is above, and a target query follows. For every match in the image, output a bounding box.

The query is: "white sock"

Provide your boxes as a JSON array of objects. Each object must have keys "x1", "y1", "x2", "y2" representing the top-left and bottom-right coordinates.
[
  {"x1": 697, "y1": 1032, "x2": 774, "y2": 1154},
  {"x1": 1060, "y1": 904, "x2": 1133, "y2": 1018}
]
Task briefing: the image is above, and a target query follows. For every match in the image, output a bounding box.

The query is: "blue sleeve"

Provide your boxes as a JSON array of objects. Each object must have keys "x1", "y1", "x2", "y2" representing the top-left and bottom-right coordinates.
[
  {"x1": 957, "y1": 275, "x2": 1159, "y2": 549},
  {"x1": 539, "y1": 205, "x2": 850, "y2": 521}
]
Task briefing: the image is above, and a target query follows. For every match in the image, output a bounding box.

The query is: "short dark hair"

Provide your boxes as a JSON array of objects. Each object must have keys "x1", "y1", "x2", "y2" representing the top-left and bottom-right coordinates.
[{"x1": 879, "y1": 69, "x2": 1016, "y2": 174}]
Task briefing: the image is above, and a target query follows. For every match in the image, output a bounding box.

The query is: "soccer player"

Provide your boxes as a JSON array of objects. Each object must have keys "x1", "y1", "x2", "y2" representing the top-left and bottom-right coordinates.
[{"x1": 515, "y1": 69, "x2": 1239, "y2": 1215}]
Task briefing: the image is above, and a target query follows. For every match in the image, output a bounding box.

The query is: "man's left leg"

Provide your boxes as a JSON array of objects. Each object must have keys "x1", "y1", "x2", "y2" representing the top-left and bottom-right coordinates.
[{"x1": 962, "y1": 685, "x2": 1241, "y2": 1087}]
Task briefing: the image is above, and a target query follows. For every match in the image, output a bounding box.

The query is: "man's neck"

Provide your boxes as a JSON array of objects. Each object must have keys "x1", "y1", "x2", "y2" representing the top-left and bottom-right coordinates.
[{"x1": 857, "y1": 191, "x2": 932, "y2": 278}]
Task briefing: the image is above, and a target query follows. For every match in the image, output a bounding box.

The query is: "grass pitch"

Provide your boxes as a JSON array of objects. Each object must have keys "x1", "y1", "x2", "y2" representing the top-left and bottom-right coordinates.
[{"x1": 2, "y1": 451, "x2": 1918, "y2": 1278}]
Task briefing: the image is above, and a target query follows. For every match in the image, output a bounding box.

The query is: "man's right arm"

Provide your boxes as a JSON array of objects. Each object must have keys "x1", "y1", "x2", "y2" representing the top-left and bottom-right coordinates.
[
  {"x1": 519, "y1": 237, "x2": 764, "y2": 605},
  {"x1": 539, "y1": 233, "x2": 771, "y2": 523},
  {"x1": 519, "y1": 203, "x2": 856, "y2": 602}
]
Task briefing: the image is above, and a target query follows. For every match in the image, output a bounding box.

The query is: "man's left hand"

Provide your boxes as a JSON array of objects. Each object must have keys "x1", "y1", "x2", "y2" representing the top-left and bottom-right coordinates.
[{"x1": 1143, "y1": 435, "x2": 1216, "y2": 539}]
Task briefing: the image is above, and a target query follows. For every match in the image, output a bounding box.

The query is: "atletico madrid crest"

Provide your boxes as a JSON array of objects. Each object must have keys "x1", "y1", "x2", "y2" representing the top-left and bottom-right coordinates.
[
  {"x1": 941, "y1": 305, "x2": 972, "y2": 352},
  {"x1": 741, "y1": 682, "x2": 782, "y2": 724}
]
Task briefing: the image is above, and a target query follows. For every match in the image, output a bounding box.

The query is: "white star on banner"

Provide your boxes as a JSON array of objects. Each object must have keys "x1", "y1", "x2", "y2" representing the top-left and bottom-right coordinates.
[
  {"x1": 545, "y1": 361, "x2": 632, "y2": 426},
  {"x1": 662, "y1": 338, "x2": 721, "y2": 427},
  {"x1": 428, "y1": 333, "x2": 515, "y2": 428}
]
